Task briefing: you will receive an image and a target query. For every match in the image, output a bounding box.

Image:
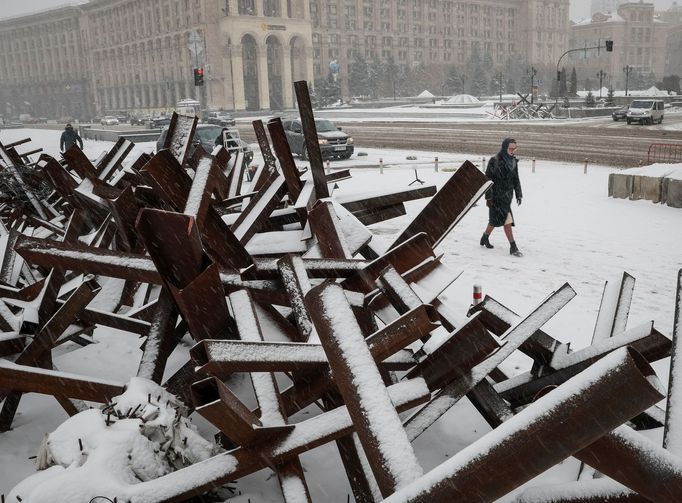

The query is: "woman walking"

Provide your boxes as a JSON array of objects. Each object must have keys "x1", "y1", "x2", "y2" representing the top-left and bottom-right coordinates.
[{"x1": 480, "y1": 137, "x2": 523, "y2": 257}]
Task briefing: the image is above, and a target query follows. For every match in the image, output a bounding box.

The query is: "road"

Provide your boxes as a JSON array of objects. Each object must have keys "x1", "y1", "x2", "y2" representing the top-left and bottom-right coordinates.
[{"x1": 239, "y1": 111, "x2": 682, "y2": 168}]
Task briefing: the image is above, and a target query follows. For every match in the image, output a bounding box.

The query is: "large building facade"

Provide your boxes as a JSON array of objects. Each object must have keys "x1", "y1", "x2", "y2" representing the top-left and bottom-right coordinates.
[
  {"x1": 25, "y1": 0, "x2": 682, "y2": 118},
  {"x1": 569, "y1": 2, "x2": 673, "y2": 90}
]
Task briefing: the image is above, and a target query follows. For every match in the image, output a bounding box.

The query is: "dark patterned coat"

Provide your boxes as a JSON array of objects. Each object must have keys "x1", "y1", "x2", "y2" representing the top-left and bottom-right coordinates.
[{"x1": 485, "y1": 153, "x2": 522, "y2": 227}]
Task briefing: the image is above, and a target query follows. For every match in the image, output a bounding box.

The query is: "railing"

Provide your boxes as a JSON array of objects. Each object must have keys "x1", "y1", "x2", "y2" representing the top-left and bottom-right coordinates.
[{"x1": 647, "y1": 143, "x2": 682, "y2": 164}]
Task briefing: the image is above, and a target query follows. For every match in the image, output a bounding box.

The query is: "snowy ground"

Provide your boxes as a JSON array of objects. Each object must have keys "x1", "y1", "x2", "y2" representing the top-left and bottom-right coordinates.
[{"x1": 0, "y1": 128, "x2": 681, "y2": 502}]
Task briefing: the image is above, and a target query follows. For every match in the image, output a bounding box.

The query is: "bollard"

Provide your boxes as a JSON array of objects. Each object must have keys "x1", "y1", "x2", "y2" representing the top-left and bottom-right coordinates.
[
  {"x1": 326, "y1": 159, "x2": 331, "y2": 174},
  {"x1": 482, "y1": 156, "x2": 485, "y2": 169},
  {"x1": 380, "y1": 157, "x2": 384, "y2": 174},
  {"x1": 435, "y1": 156, "x2": 439, "y2": 172},
  {"x1": 473, "y1": 284, "x2": 483, "y2": 306},
  {"x1": 532, "y1": 158, "x2": 536, "y2": 173},
  {"x1": 584, "y1": 157, "x2": 588, "y2": 174}
]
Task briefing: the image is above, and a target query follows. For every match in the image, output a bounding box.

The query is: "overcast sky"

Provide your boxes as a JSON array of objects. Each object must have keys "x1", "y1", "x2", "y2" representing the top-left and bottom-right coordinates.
[{"x1": 0, "y1": 0, "x2": 677, "y2": 21}]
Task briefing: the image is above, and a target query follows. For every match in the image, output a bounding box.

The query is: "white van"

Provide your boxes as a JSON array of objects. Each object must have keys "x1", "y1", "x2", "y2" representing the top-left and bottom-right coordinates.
[{"x1": 626, "y1": 99, "x2": 664, "y2": 125}]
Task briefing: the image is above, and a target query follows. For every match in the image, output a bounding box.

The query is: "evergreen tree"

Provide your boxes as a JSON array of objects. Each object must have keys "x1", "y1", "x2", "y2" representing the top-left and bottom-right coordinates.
[
  {"x1": 367, "y1": 58, "x2": 383, "y2": 99},
  {"x1": 559, "y1": 68, "x2": 568, "y2": 97},
  {"x1": 570, "y1": 67, "x2": 578, "y2": 96},
  {"x1": 470, "y1": 66, "x2": 489, "y2": 97},
  {"x1": 585, "y1": 91, "x2": 596, "y2": 107},
  {"x1": 443, "y1": 65, "x2": 461, "y2": 95},
  {"x1": 348, "y1": 54, "x2": 370, "y2": 97},
  {"x1": 605, "y1": 87, "x2": 615, "y2": 106},
  {"x1": 505, "y1": 77, "x2": 516, "y2": 95},
  {"x1": 313, "y1": 73, "x2": 341, "y2": 108},
  {"x1": 382, "y1": 55, "x2": 400, "y2": 99},
  {"x1": 550, "y1": 76, "x2": 559, "y2": 98},
  {"x1": 660, "y1": 75, "x2": 681, "y2": 94}
]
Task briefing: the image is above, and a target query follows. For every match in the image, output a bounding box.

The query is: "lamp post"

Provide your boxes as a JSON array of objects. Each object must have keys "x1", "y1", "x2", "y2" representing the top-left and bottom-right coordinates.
[
  {"x1": 623, "y1": 65, "x2": 633, "y2": 97},
  {"x1": 528, "y1": 66, "x2": 537, "y2": 104},
  {"x1": 596, "y1": 69, "x2": 607, "y2": 98},
  {"x1": 556, "y1": 40, "x2": 613, "y2": 108}
]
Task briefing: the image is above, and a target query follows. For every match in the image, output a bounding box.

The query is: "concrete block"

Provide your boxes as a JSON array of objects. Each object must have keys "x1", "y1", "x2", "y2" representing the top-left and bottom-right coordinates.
[
  {"x1": 666, "y1": 179, "x2": 682, "y2": 208},
  {"x1": 631, "y1": 176, "x2": 663, "y2": 203},
  {"x1": 608, "y1": 173, "x2": 633, "y2": 199}
]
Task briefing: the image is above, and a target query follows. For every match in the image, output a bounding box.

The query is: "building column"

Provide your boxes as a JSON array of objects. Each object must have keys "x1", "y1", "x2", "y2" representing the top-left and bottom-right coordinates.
[
  {"x1": 230, "y1": 45, "x2": 247, "y2": 110},
  {"x1": 255, "y1": 0, "x2": 263, "y2": 16},
  {"x1": 282, "y1": 45, "x2": 293, "y2": 108},
  {"x1": 228, "y1": 0, "x2": 238, "y2": 15},
  {"x1": 304, "y1": 45, "x2": 314, "y2": 86},
  {"x1": 279, "y1": 0, "x2": 287, "y2": 17},
  {"x1": 257, "y1": 46, "x2": 271, "y2": 110},
  {"x1": 302, "y1": 0, "x2": 310, "y2": 20}
]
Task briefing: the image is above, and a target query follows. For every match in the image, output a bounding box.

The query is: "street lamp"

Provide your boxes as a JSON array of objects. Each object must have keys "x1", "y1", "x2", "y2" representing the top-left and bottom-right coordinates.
[
  {"x1": 596, "y1": 69, "x2": 607, "y2": 99},
  {"x1": 528, "y1": 66, "x2": 537, "y2": 104},
  {"x1": 556, "y1": 40, "x2": 613, "y2": 107},
  {"x1": 623, "y1": 65, "x2": 633, "y2": 97}
]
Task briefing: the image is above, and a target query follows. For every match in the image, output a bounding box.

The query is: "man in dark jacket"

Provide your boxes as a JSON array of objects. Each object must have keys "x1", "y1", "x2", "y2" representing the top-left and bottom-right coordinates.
[
  {"x1": 59, "y1": 123, "x2": 83, "y2": 152},
  {"x1": 480, "y1": 137, "x2": 523, "y2": 257}
]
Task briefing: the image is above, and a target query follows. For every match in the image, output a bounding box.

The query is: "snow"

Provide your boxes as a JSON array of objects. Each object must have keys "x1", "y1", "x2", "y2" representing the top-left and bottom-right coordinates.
[
  {"x1": 0, "y1": 127, "x2": 681, "y2": 502},
  {"x1": 416, "y1": 90, "x2": 434, "y2": 98}
]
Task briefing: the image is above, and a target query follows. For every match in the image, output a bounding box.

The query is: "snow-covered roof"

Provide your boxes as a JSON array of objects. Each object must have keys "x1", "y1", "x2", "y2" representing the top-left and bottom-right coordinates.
[
  {"x1": 444, "y1": 94, "x2": 481, "y2": 105},
  {"x1": 417, "y1": 90, "x2": 434, "y2": 98}
]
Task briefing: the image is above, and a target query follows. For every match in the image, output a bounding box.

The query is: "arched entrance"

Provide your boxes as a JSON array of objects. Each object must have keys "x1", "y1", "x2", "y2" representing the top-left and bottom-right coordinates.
[
  {"x1": 241, "y1": 34, "x2": 259, "y2": 110},
  {"x1": 266, "y1": 36, "x2": 283, "y2": 111}
]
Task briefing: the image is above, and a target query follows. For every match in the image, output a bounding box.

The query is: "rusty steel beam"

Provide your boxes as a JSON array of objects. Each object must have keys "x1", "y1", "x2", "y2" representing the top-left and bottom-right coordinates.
[
  {"x1": 576, "y1": 425, "x2": 682, "y2": 503},
  {"x1": 664, "y1": 268, "x2": 682, "y2": 453},
  {"x1": 104, "y1": 185, "x2": 141, "y2": 252},
  {"x1": 192, "y1": 377, "x2": 293, "y2": 446},
  {"x1": 137, "y1": 288, "x2": 180, "y2": 384},
  {"x1": 337, "y1": 186, "x2": 437, "y2": 214},
  {"x1": 184, "y1": 155, "x2": 220, "y2": 229},
  {"x1": 468, "y1": 295, "x2": 564, "y2": 367},
  {"x1": 231, "y1": 174, "x2": 288, "y2": 244},
  {"x1": 342, "y1": 232, "x2": 435, "y2": 294},
  {"x1": 592, "y1": 271, "x2": 636, "y2": 343},
  {"x1": 375, "y1": 265, "x2": 423, "y2": 315},
  {"x1": 307, "y1": 200, "x2": 353, "y2": 259},
  {"x1": 0, "y1": 359, "x2": 124, "y2": 402},
  {"x1": 497, "y1": 321, "x2": 670, "y2": 408},
  {"x1": 383, "y1": 347, "x2": 664, "y2": 503},
  {"x1": 161, "y1": 113, "x2": 198, "y2": 167},
  {"x1": 293, "y1": 81, "x2": 329, "y2": 200},
  {"x1": 226, "y1": 151, "x2": 246, "y2": 200},
  {"x1": 126, "y1": 378, "x2": 430, "y2": 503},
  {"x1": 405, "y1": 314, "x2": 500, "y2": 392},
  {"x1": 61, "y1": 144, "x2": 100, "y2": 181},
  {"x1": 277, "y1": 254, "x2": 314, "y2": 342},
  {"x1": 306, "y1": 282, "x2": 423, "y2": 497},
  {"x1": 390, "y1": 160, "x2": 492, "y2": 250},
  {"x1": 96, "y1": 137, "x2": 134, "y2": 182},
  {"x1": 514, "y1": 480, "x2": 649, "y2": 503},
  {"x1": 252, "y1": 120, "x2": 278, "y2": 174},
  {"x1": 276, "y1": 459, "x2": 313, "y2": 503},
  {"x1": 404, "y1": 283, "x2": 576, "y2": 440},
  {"x1": 242, "y1": 257, "x2": 366, "y2": 280},
  {"x1": 267, "y1": 117, "x2": 304, "y2": 204}
]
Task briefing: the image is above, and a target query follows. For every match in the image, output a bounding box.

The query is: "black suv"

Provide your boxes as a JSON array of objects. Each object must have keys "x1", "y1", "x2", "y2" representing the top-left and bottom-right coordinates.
[
  {"x1": 282, "y1": 118, "x2": 354, "y2": 160},
  {"x1": 156, "y1": 124, "x2": 253, "y2": 166},
  {"x1": 612, "y1": 106, "x2": 629, "y2": 121}
]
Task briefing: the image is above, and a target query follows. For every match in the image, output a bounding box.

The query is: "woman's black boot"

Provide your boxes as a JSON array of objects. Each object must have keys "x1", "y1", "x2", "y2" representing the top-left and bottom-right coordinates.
[
  {"x1": 480, "y1": 233, "x2": 494, "y2": 249},
  {"x1": 510, "y1": 241, "x2": 523, "y2": 257}
]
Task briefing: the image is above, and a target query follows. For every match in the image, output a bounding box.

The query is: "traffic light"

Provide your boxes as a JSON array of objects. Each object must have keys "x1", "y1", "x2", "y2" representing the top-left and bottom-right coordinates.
[
  {"x1": 605, "y1": 40, "x2": 614, "y2": 52},
  {"x1": 194, "y1": 68, "x2": 204, "y2": 86}
]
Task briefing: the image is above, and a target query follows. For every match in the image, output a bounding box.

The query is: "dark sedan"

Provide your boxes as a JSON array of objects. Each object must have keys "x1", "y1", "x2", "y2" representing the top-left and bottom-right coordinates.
[{"x1": 612, "y1": 106, "x2": 629, "y2": 121}]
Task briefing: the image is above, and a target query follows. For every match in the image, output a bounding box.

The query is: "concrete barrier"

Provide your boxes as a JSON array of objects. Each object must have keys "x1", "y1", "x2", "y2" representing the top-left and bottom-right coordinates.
[
  {"x1": 631, "y1": 176, "x2": 663, "y2": 203},
  {"x1": 608, "y1": 173, "x2": 633, "y2": 199},
  {"x1": 667, "y1": 179, "x2": 682, "y2": 208}
]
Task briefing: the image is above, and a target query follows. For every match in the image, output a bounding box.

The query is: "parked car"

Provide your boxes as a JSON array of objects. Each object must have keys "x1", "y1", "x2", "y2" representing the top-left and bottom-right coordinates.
[
  {"x1": 206, "y1": 111, "x2": 236, "y2": 127},
  {"x1": 156, "y1": 124, "x2": 253, "y2": 166},
  {"x1": 282, "y1": 118, "x2": 354, "y2": 160},
  {"x1": 149, "y1": 115, "x2": 171, "y2": 128},
  {"x1": 612, "y1": 106, "x2": 628, "y2": 121},
  {"x1": 101, "y1": 116, "x2": 119, "y2": 126},
  {"x1": 129, "y1": 115, "x2": 147, "y2": 126},
  {"x1": 626, "y1": 99, "x2": 664, "y2": 125}
]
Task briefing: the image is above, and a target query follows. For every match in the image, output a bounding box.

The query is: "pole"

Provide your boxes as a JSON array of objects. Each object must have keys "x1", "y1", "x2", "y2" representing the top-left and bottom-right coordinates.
[
  {"x1": 623, "y1": 66, "x2": 631, "y2": 97},
  {"x1": 473, "y1": 284, "x2": 483, "y2": 306},
  {"x1": 498, "y1": 72, "x2": 503, "y2": 104},
  {"x1": 434, "y1": 156, "x2": 439, "y2": 172},
  {"x1": 379, "y1": 157, "x2": 383, "y2": 174}
]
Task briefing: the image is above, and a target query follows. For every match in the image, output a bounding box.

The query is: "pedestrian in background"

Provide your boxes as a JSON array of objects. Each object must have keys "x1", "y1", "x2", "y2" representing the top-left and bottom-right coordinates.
[
  {"x1": 59, "y1": 123, "x2": 83, "y2": 152},
  {"x1": 480, "y1": 137, "x2": 523, "y2": 257}
]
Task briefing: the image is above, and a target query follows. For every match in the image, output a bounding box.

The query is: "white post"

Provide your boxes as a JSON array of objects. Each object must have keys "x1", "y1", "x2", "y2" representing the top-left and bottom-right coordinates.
[
  {"x1": 434, "y1": 156, "x2": 439, "y2": 172},
  {"x1": 380, "y1": 157, "x2": 384, "y2": 174},
  {"x1": 584, "y1": 158, "x2": 588, "y2": 174},
  {"x1": 326, "y1": 159, "x2": 331, "y2": 174},
  {"x1": 473, "y1": 284, "x2": 483, "y2": 306},
  {"x1": 482, "y1": 156, "x2": 486, "y2": 169},
  {"x1": 532, "y1": 158, "x2": 536, "y2": 173}
]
